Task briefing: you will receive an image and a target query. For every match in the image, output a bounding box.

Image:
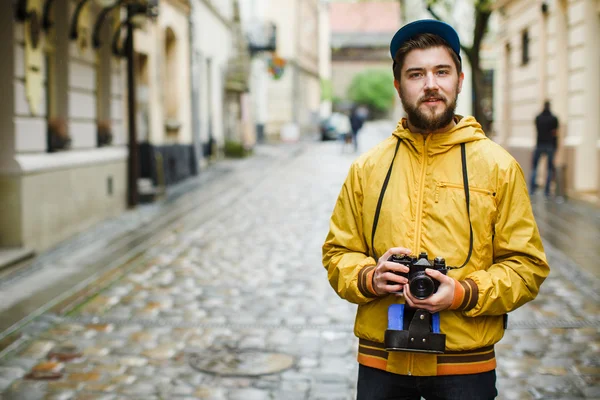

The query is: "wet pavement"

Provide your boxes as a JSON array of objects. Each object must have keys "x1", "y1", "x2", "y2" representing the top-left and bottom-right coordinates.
[
  {"x1": 530, "y1": 192, "x2": 600, "y2": 283},
  {"x1": 0, "y1": 121, "x2": 599, "y2": 399}
]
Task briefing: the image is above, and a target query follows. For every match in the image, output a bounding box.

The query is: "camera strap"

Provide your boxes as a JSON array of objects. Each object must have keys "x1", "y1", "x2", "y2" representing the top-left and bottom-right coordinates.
[
  {"x1": 371, "y1": 139, "x2": 473, "y2": 270},
  {"x1": 454, "y1": 142, "x2": 473, "y2": 269},
  {"x1": 371, "y1": 138, "x2": 402, "y2": 260}
]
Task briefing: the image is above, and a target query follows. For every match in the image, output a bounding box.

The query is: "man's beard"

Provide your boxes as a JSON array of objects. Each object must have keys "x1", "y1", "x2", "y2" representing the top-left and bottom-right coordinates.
[{"x1": 400, "y1": 88, "x2": 458, "y2": 132}]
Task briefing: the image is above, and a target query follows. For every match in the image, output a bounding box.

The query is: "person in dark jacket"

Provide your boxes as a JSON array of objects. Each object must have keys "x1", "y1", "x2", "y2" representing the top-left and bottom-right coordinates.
[
  {"x1": 350, "y1": 105, "x2": 368, "y2": 152},
  {"x1": 530, "y1": 101, "x2": 559, "y2": 197}
]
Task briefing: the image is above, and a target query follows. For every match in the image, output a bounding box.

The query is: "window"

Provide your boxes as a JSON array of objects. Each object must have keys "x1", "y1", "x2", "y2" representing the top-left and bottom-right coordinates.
[{"x1": 521, "y1": 29, "x2": 530, "y2": 65}]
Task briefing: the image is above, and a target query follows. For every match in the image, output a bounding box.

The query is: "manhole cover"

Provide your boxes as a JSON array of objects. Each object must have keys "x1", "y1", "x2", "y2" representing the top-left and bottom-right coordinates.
[{"x1": 189, "y1": 349, "x2": 295, "y2": 377}]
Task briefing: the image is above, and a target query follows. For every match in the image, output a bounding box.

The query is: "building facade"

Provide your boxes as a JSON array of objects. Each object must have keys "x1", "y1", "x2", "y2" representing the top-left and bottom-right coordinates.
[
  {"x1": 0, "y1": 0, "x2": 129, "y2": 255},
  {"x1": 190, "y1": 0, "x2": 253, "y2": 164},
  {"x1": 0, "y1": 0, "x2": 319, "y2": 263},
  {"x1": 0, "y1": 0, "x2": 198, "y2": 260},
  {"x1": 291, "y1": 0, "x2": 322, "y2": 136},
  {"x1": 135, "y1": 0, "x2": 195, "y2": 190},
  {"x1": 241, "y1": 0, "x2": 322, "y2": 141},
  {"x1": 318, "y1": 0, "x2": 332, "y2": 120},
  {"x1": 494, "y1": 0, "x2": 600, "y2": 201}
]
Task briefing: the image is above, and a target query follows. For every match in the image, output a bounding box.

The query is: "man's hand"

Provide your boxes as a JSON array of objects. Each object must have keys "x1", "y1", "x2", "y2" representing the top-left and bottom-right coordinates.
[
  {"x1": 372, "y1": 247, "x2": 412, "y2": 296},
  {"x1": 403, "y1": 268, "x2": 455, "y2": 313}
]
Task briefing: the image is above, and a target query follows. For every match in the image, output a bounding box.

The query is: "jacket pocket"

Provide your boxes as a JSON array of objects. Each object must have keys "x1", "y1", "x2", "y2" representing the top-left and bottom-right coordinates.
[
  {"x1": 432, "y1": 181, "x2": 497, "y2": 267},
  {"x1": 434, "y1": 182, "x2": 496, "y2": 203}
]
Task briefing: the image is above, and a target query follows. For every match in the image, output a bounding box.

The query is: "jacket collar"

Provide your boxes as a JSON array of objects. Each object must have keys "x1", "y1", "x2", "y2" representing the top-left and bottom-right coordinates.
[{"x1": 392, "y1": 115, "x2": 487, "y2": 155}]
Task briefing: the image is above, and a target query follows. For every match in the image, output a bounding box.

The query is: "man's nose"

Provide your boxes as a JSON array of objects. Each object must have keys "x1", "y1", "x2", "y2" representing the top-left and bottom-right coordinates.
[{"x1": 424, "y1": 72, "x2": 439, "y2": 90}]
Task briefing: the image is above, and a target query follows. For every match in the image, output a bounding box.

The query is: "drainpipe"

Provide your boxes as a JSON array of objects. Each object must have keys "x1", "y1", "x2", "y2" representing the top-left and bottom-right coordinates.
[{"x1": 126, "y1": 4, "x2": 139, "y2": 208}]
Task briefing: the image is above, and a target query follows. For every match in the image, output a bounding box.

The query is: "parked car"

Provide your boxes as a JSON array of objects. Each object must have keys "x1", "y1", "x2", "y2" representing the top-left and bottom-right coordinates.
[{"x1": 320, "y1": 112, "x2": 351, "y2": 141}]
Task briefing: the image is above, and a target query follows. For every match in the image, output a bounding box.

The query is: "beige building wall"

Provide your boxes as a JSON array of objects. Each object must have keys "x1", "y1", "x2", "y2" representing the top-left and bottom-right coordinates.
[
  {"x1": 135, "y1": 0, "x2": 192, "y2": 146},
  {"x1": 495, "y1": 0, "x2": 600, "y2": 199},
  {"x1": 264, "y1": 0, "x2": 295, "y2": 137},
  {"x1": 0, "y1": 1, "x2": 128, "y2": 252},
  {"x1": 265, "y1": 0, "x2": 321, "y2": 138},
  {"x1": 319, "y1": 1, "x2": 332, "y2": 119},
  {"x1": 192, "y1": 0, "x2": 234, "y2": 149},
  {"x1": 297, "y1": 0, "x2": 321, "y2": 130}
]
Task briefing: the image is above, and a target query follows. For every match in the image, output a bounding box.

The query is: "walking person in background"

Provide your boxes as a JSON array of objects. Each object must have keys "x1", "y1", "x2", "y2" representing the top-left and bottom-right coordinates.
[
  {"x1": 530, "y1": 101, "x2": 559, "y2": 198},
  {"x1": 327, "y1": 110, "x2": 353, "y2": 152},
  {"x1": 323, "y1": 19, "x2": 549, "y2": 399},
  {"x1": 350, "y1": 105, "x2": 369, "y2": 152}
]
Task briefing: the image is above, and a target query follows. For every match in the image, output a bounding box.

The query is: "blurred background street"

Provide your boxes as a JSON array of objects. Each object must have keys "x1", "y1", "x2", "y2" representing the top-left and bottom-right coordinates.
[{"x1": 0, "y1": 0, "x2": 599, "y2": 399}]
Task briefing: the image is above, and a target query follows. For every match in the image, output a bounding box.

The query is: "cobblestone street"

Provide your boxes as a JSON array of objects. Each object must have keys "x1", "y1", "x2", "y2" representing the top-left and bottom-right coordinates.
[{"x1": 0, "y1": 122, "x2": 599, "y2": 400}]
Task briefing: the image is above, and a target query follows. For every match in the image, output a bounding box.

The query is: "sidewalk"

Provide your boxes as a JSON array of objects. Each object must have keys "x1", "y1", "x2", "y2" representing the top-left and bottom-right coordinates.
[
  {"x1": 0, "y1": 142, "x2": 307, "y2": 345},
  {"x1": 530, "y1": 192, "x2": 600, "y2": 283}
]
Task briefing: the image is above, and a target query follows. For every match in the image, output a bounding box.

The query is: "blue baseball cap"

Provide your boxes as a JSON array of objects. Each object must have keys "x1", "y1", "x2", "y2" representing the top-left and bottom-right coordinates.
[{"x1": 390, "y1": 19, "x2": 461, "y2": 63}]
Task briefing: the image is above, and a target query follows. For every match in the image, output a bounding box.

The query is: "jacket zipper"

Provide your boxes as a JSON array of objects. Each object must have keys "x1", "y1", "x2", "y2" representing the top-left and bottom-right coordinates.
[
  {"x1": 435, "y1": 182, "x2": 496, "y2": 203},
  {"x1": 409, "y1": 134, "x2": 431, "y2": 375},
  {"x1": 414, "y1": 134, "x2": 431, "y2": 251}
]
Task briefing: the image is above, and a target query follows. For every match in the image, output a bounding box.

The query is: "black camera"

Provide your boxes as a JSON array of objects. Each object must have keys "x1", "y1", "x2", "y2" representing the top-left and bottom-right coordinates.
[{"x1": 387, "y1": 252, "x2": 448, "y2": 300}]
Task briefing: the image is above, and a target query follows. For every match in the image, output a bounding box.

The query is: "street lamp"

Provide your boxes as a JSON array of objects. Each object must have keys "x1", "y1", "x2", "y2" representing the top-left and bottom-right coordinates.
[
  {"x1": 91, "y1": 0, "x2": 125, "y2": 48},
  {"x1": 121, "y1": 0, "x2": 158, "y2": 208},
  {"x1": 85, "y1": 0, "x2": 159, "y2": 207},
  {"x1": 94, "y1": 0, "x2": 158, "y2": 52}
]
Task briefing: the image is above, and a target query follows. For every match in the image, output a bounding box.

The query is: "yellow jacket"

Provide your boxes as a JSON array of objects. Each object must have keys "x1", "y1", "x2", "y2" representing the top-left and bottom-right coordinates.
[{"x1": 323, "y1": 116, "x2": 549, "y2": 376}]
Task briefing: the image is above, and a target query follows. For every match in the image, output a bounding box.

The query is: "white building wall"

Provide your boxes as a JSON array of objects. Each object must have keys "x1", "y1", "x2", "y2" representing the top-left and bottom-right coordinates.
[
  {"x1": 265, "y1": 0, "x2": 296, "y2": 134},
  {"x1": 191, "y1": 0, "x2": 233, "y2": 146},
  {"x1": 266, "y1": 0, "x2": 321, "y2": 136},
  {"x1": 68, "y1": 35, "x2": 97, "y2": 149},
  {"x1": 240, "y1": 0, "x2": 269, "y2": 129},
  {"x1": 250, "y1": 57, "x2": 269, "y2": 124},
  {"x1": 135, "y1": 23, "x2": 162, "y2": 145},
  {"x1": 495, "y1": 0, "x2": 600, "y2": 196},
  {"x1": 135, "y1": 2, "x2": 193, "y2": 147},
  {"x1": 159, "y1": 2, "x2": 193, "y2": 145},
  {"x1": 110, "y1": 60, "x2": 127, "y2": 146},
  {"x1": 241, "y1": 0, "x2": 323, "y2": 139},
  {"x1": 318, "y1": 0, "x2": 332, "y2": 119},
  {"x1": 297, "y1": 0, "x2": 320, "y2": 129}
]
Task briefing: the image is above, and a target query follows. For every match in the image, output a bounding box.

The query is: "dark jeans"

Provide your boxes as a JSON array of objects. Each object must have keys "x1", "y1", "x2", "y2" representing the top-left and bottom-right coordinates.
[
  {"x1": 529, "y1": 144, "x2": 556, "y2": 196},
  {"x1": 356, "y1": 365, "x2": 497, "y2": 400}
]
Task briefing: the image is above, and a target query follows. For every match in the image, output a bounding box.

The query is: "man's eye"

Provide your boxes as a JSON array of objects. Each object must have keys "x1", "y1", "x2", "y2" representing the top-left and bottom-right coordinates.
[
  {"x1": 437, "y1": 70, "x2": 450, "y2": 75},
  {"x1": 409, "y1": 73, "x2": 422, "y2": 78}
]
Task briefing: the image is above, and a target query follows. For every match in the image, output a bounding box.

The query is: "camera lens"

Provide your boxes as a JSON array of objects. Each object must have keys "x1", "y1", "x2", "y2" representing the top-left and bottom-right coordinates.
[{"x1": 409, "y1": 275, "x2": 435, "y2": 300}]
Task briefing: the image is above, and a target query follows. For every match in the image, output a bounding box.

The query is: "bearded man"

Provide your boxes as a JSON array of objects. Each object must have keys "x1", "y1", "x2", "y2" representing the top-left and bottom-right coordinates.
[{"x1": 322, "y1": 20, "x2": 549, "y2": 400}]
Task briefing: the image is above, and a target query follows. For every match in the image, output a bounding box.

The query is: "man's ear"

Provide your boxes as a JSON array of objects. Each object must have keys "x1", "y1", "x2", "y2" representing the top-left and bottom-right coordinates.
[
  {"x1": 394, "y1": 79, "x2": 400, "y2": 94},
  {"x1": 457, "y1": 72, "x2": 465, "y2": 94}
]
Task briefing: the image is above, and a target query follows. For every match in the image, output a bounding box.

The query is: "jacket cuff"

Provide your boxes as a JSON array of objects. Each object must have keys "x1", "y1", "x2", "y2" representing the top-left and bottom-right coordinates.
[
  {"x1": 358, "y1": 264, "x2": 380, "y2": 298},
  {"x1": 449, "y1": 278, "x2": 479, "y2": 311}
]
